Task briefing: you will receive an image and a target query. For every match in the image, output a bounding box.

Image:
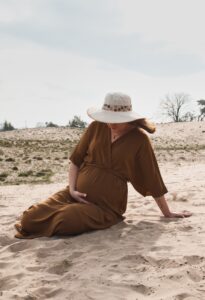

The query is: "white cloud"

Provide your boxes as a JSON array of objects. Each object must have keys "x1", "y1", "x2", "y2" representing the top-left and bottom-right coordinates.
[
  {"x1": 119, "y1": 0, "x2": 205, "y2": 60},
  {"x1": 0, "y1": 1, "x2": 204, "y2": 127},
  {"x1": 0, "y1": 42, "x2": 204, "y2": 127},
  {"x1": 0, "y1": 0, "x2": 34, "y2": 23}
]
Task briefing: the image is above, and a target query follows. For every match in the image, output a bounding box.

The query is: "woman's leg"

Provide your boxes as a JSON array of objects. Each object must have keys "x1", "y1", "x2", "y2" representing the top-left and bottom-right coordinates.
[
  {"x1": 15, "y1": 186, "x2": 73, "y2": 238},
  {"x1": 15, "y1": 186, "x2": 119, "y2": 239},
  {"x1": 53, "y1": 202, "x2": 118, "y2": 236}
]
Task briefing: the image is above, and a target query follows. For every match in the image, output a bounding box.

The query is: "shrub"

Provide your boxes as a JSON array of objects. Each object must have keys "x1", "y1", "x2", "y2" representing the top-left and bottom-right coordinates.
[
  {"x1": 45, "y1": 122, "x2": 59, "y2": 128},
  {"x1": 0, "y1": 172, "x2": 8, "y2": 181},
  {"x1": 5, "y1": 158, "x2": 15, "y2": 162},
  {"x1": 1, "y1": 121, "x2": 15, "y2": 131},
  {"x1": 68, "y1": 115, "x2": 87, "y2": 128}
]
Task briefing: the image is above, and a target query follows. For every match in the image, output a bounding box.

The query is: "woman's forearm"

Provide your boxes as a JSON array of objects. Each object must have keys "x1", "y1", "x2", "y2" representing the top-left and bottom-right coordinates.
[
  {"x1": 153, "y1": 195, "x2": 172, "y2": 217},
  {"x1": 68, "y1": 162, "x2": 79, "y2": 193}
]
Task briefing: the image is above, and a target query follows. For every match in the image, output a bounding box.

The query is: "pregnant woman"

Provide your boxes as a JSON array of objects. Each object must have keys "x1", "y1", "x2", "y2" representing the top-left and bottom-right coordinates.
[{"x1": 14, "y1": 92, "x2": 192, "y2": 239}]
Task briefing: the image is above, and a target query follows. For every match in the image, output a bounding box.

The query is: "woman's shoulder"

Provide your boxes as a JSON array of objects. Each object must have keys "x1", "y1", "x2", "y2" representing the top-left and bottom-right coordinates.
[{"x1": 132, "y1": 127, "x2": 150, "y2": 142}]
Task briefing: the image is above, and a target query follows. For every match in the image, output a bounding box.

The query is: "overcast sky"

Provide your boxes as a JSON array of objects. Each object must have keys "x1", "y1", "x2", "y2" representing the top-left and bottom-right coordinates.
[{"x1": 1, "y1": 0, "x2": 205, "y2": 128}]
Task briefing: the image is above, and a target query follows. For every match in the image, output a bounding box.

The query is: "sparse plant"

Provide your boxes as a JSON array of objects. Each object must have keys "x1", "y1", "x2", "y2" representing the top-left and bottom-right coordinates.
[
  {"x1": 5, "y1": 158, "x2": 15, "y2": 162},
  {"x1": 18, "y1": 170, "x2": 34, "y2": 177},
  {"x1": 12, "y1": 167, "x2": 18, "y2": 171},
  {"x1": 68, "y1": 115, "x2": 87, "y2": 128},
  {"x1": 0, "y1": 172, "x2": 8, "y2": 181}
]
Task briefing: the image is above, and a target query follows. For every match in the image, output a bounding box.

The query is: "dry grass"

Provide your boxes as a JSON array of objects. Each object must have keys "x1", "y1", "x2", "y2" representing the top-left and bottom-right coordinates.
[
  {"x1": 0, "y1": 127, "x2": 83, "y2": 185},
  {"x1": 0, "y1": 122, "x2": 204, "y2": 185}
]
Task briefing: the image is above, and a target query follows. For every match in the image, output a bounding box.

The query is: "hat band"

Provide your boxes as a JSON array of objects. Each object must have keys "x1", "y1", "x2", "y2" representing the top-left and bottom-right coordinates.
[{"x1": 102, "y1": 104, "x2": 132, "y2": 112}]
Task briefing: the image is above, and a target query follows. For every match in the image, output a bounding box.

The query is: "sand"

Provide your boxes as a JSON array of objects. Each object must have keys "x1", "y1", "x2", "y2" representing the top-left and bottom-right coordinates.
[{"x1": 0, "y1": 121, "x2": 205, "y2": 299}]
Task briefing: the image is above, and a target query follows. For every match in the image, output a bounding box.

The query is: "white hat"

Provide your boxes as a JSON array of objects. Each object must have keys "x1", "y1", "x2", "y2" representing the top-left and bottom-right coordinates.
[{"x1": 87, "y1": 92, "x2": 144, "y2": 123}]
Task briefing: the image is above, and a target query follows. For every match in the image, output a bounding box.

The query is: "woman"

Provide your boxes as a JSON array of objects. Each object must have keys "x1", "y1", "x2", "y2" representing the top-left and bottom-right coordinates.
[{"x1": 14, "y1": 92, "x2": 192, "y2": 239}]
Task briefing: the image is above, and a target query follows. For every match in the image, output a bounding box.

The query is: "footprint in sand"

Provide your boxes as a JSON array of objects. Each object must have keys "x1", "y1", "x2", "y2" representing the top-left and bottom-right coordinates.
[
  {"x1": 168, "y1": 268, "x2": 203, "y2": 283},
  {"x1": 184, "y1": 255, "x2": 204, "y2": 265},
  {"x1": 47, "y1": 259, "x2": 72, "y2": 275},
  {"x1": 150, "y1": 245, "x2": 172, "y2": 252},
  {"x1": 119, "y1": 227, "x2": 133, "y2": 238},
  {"x1": 0, "y1": 261, "x2": 11, "y2": 268},
  {"x1": 186, "y1": 269, "x2": 203, "y2": 282},
  {"x1": 175, "y1": 292, "x2": 194, "y2": 300},
  {"x1": 27, "y1": 287, "x2": 63, "y2": 299},
  {"x1": 7, "y1": 241, "x2": 31, "y2": 253},
  {"x1": 131, "y1": 284, "x2": 155, "y2": 295},
  {"x1": 36, "y1": 241, "x2": 71, "y2": 258},
  {"x1": 26, "y1": 265, "x2": 45, "y2": 272},
  {"x1": 68, "y1": 251, "x2": 84, "y2": 260},
  {"x1": 0, "y1": 235, "x2": 15, "y2": 247},
  {"x1": 0, "y1": 273, "x2": 24, "y2": 290},
  {"x1": 178, "y1": 225, "x2": 193, "y2": 232},
  {"x1": 117, "y1": 254, "x2": 155, "y2": 266}
]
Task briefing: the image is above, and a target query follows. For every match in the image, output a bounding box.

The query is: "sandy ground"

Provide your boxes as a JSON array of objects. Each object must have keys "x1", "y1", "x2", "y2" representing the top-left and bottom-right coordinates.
[{"x1": 0, "y1": 121, "x2": 205, "y2": 300}]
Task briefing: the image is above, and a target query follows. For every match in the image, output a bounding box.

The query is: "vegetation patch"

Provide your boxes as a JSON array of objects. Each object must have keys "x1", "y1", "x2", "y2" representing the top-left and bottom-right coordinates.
[
  {"x1": 18, "y1": 170, "x2": 34, "y2": 177},
  {"x1": 5, "y1": 157, "x2": 15, "y2": 162},
  {"x1": 0, "y1": 140, "x2": 13, "y2": 147},
  {"x1": 33, "y1": 156, "x2": 43, "y2": 160},
  {"x1": 0, "y1": 172, "x2": 8, "y2": 181}
]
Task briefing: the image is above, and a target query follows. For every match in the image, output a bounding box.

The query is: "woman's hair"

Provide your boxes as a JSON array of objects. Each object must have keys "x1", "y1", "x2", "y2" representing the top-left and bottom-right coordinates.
[{"x1": 129, "y1": 118, "x2": 156, "y2": 134}]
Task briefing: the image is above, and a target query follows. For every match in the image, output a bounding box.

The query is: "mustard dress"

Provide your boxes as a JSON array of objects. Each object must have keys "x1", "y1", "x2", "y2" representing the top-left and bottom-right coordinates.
[{"x1": 14, "y1": 121, "x2": 168, "y2": 239}]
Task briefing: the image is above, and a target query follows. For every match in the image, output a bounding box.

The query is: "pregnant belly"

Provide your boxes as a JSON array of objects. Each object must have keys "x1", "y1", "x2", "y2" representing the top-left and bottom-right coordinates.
[{"x1": 76, "y1": 165, "x2": 127, "y2": 213}]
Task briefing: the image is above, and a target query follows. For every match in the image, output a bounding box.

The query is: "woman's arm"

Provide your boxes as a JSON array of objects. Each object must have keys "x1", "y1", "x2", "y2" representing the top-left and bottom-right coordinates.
[
  {"x1": 68, "y1": 162, "x2": 90, "y2": 204},
  {"x1": 68, "y1": 162, "x2": 80, "y2": 194},
  {"x1": 154, "y1": 195, "x2": 192, "y2": 218}
]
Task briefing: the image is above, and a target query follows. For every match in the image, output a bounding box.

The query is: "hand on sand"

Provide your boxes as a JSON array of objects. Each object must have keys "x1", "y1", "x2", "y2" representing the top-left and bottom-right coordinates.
[
  {"x1": 70, "y1": 190, "x2": 90, "y2": 204},
  {"x1": 166, "y1": 210, "x2": 192, "y2": 218}
]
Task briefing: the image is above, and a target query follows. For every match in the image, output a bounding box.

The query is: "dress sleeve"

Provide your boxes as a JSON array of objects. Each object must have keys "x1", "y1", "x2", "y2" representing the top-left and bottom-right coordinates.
[
  {"x1": 130, "y1": 133, "x2": 168, "y2": 198},
  {"x1": 69, "y1": 121, "x2": 95, "y2": 167}
]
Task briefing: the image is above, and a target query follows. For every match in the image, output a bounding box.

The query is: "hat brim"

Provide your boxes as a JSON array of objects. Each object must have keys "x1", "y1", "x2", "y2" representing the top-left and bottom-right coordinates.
[{"x1": 87, "y1": 107, "x2": 144, "y2": 123}]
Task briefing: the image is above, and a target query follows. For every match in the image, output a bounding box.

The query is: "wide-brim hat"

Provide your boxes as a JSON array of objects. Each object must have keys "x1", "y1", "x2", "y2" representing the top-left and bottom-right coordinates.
[{"x1": 87, "y1": 92, "x2": 144, "y2": 123}]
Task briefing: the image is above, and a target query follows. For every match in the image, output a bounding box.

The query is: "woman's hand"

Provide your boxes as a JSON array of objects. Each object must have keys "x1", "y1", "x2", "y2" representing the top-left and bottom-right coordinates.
[
  {"x1": 165, "y1": 210, "x2": 192, "y2": 218},
  {"x1": 154, "y1": 195, "x2": 192, "y2": 218},
  {"x1": 70, "y1": 190, "x2": 90, "y2": 204},
  {"x1": 68, "y1": 162, "x2": 90, "y2": 204}
]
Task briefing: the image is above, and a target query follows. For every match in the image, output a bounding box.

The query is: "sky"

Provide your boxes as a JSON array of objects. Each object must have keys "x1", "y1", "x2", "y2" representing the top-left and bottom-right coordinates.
[{"x1": 0, "y1": 0, "x2": 205, "y2": 128}]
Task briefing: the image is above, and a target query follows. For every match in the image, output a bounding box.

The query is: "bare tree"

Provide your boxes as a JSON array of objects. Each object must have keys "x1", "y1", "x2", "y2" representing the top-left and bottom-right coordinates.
[{"x1": 160, "y1": 93, "x2": 192, "y2": 122}]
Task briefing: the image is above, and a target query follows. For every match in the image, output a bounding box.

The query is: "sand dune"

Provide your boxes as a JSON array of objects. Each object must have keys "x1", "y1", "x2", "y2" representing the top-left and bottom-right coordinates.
[{"x1": 0, "y1": 121, "x2": 205, "y2": 299}]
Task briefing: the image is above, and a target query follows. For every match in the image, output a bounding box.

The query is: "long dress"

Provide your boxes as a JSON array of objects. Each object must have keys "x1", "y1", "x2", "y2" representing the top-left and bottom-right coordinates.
[{"x1": 14, "y1": 121, "x2": 168, "y2": 239}]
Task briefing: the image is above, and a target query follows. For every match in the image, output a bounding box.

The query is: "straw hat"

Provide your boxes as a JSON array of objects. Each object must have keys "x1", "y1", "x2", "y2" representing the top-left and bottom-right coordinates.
[{"x1": 87, "y1": 92, "x2": 144, "y2": 123}]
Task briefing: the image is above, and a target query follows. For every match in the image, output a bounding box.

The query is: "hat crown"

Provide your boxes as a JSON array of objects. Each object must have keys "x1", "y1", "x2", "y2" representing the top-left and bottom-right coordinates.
[
  {"x1": 103, "y1": 92, "x2": 132, "y2": 112},
  {"x1": 104, "y1": 92, "x2": 131, "y2": 106},
  {"x1": 87, "y1": 91, "x2": 143, "y2": 123}
]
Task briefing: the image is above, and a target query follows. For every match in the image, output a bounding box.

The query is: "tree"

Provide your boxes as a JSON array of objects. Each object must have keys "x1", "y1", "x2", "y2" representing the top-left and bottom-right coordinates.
[
  {"x1": 45, "y1": 122, "x2": 59, "y2": 128},
  {"x1": 181, "y1": 112, "x2": 197, "y2": 122},
  {"x1": 160, "y1": 93, "x2": 192, "y2": 122},
  {"x1": 1, "y1": 121, "x2": 15, "y2": 131},
  {"x1": 197, "y1": 99, "x2": 205, "y2": 121},
  {"x1": 68, "y1": 115, "x2": 87, "y2": 128}
]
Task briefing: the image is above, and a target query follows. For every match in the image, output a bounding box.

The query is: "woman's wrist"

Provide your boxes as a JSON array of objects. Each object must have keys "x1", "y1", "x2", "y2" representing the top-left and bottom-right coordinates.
[
  {"x1": 69, "y1": 187, "x2": 75, "y2": 194},
  {"x1": 154, "y1": 195, "x2": 172, "y2": 217}
]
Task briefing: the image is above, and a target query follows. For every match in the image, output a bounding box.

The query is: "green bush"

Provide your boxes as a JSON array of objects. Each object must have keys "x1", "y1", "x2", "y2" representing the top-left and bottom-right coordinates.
[
  {"x1": 68, "y1": 115, "x2": 87, "y2": 128},
  {"x1": 1, "y1": 121, "x2": 15, "y2": 131},
  {"x1": 45, "y1": 122, "x2": 59, "y2": 128}
]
